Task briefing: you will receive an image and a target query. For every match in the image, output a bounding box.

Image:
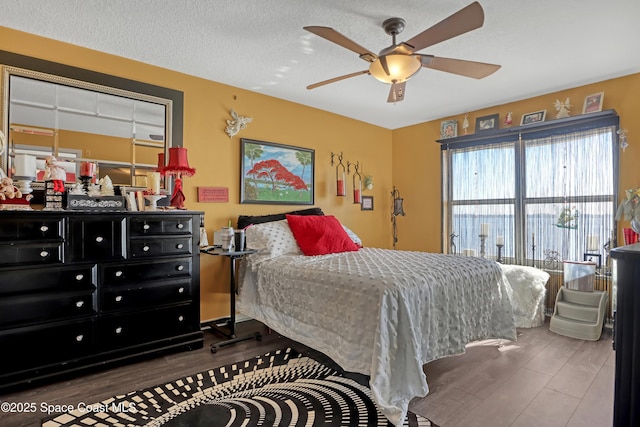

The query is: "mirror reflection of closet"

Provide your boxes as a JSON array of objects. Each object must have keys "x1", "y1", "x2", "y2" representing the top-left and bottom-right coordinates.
[{"x1": 0, "y1": 51, "x2": 183, "y2": 192}]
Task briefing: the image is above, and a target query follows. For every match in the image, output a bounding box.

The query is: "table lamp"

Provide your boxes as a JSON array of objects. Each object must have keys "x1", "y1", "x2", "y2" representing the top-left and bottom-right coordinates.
[{"x1": 161, "y1": 147, "x2": 195, "y2": 209}]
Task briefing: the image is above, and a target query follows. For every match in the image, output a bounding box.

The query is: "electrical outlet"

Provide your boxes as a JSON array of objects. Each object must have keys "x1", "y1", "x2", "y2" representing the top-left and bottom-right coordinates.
[{"x1": 85, "y1": 149, "x2": 91, "y2": 156}]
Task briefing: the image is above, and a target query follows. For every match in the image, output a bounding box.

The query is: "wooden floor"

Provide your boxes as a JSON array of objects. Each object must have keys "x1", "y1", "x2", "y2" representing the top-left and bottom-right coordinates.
[{"x1": 0, "y1": 319, "x2": 614, "y2": 427}]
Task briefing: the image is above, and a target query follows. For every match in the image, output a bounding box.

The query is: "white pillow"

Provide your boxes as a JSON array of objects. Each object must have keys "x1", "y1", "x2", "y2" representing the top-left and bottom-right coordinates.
[
  {"x1": 245, "y1": 219, "x2": 302, "y2": 263},
  {"x1": 342, "y1": 224, "x2": 363, "y2": 247}
]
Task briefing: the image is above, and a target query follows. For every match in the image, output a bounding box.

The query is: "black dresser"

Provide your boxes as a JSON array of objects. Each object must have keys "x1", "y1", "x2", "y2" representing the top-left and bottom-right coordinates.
[
  {"x1": 0, "y1": 210, "x2": 204, "y2": 391},
  {"x1": 610, "y1": 242, "x2": 640, "y2": 427}
]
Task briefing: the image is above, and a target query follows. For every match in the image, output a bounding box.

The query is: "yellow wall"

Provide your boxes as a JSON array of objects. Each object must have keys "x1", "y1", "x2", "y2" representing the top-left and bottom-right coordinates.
[
  {"x1": 0, "y1": 26, "x2": 393, "y2": 321},
  {"x1": 392, "y1": 73, "x2": 640, "y2": 251},
  {"x1": 3, "y1": 25, "x2": 638, "y2": 321}
]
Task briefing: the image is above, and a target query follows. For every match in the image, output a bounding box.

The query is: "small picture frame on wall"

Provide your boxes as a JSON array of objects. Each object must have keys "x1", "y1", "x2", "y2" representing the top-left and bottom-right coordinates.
[
  {"x1": 361, "y1": 196, "x2": 374, "y2": 211},
  {"x1": 582, "y1": 92, "x2": 604, "y2": 114},
  {"x1": 520, "y1": 110, "x2": 546, "y2": 125},
  {"x1": 475, "y1": 114, "x2": 499, "y2": 132},
  {"x1": 440, "y1": 120, "x2": 458, "y2": 139}
]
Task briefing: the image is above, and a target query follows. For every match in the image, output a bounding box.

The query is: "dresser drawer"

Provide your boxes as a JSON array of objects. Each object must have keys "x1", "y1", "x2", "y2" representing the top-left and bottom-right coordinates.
[
  {"x1": 0, "y1": 290, "x2": 96, "y2": 328},
  {"x1": 129, "y1": 216, "x2": 193, "y2": 236},
  {"x1": 99, "y1": 304, "x2": 197, "y2": 350},
  {"x1": 101, "y1": 280, "x2": 191, "y2": 312},
  {"x1": 0, "y1": 217, "x2": 64, "y2": 241},
  {"x1": 68, "y1": 217, "x2": 125, "y2": 262},
  {"x1": 101, "y1": 258, "x2": 192, "y2": 286},
  {"x1": 0, "y1": 242, "x2": 63, "y2": 267},
  {"x1": 0, "y1": 319, "x2": 95, "y2": 374},
  {"x1": 0, "y1": 264, "x2": 96, "y2": 296},
  {"x1": 129, "y1": 237, "x2": 193, "y2": 258}
]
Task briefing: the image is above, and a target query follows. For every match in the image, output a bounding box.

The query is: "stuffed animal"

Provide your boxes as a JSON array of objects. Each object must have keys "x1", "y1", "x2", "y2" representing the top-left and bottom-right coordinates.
[{"x1": 0, "y1": 177, "x2": 22, "y2": 200}]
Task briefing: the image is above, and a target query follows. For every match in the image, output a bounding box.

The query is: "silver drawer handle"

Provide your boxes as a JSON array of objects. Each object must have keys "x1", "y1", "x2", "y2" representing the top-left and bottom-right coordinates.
[
  {"x1": 115, "y1": 295, "x2": 122, "y2": 302},
  {"x1": 95, "y1": 236, "x2": 104, "y2": 243},
  {"x1": 115, "y1": 271, "x2": 123, "y2": 277},
  {"x1": 115, "y1": 327, "x2": 122, "y2": 334},
  {"x1": 40, "y1": 225, "x2": 49, "y2": 232},
  {"x1": 76, "y1": 334, "x2": 84, "y2": 342},
  {"x1": 177, "y1": 223, "x2": 184, "y2": 229},
  {"x1": 40, "y1": 250, "x2": 49, "y2": 258},
  {"x1": 177, "y1": 243, "x2": 184, "y2": 249},
  {"x1": 178, "y1": 315, "x2": 184, "y2": 322},
  {"x1": 178, "y1": 287, "x2": 185, "y2": 293},
  {"x1": 76, "y1": 300, "x2": 84, "y2": 308},
  {"x1": 143, "y1": 224, "x2": 150, "y2": 230},
  {"x1": 177, "y1": 265, "x2": 184, "y2": 271},
  {"x1": 76, "y1": 274, "x2": 84, "y2": 281},
  {"x1": 143, "y1": 245, "x2": 150, "y2": 252}
]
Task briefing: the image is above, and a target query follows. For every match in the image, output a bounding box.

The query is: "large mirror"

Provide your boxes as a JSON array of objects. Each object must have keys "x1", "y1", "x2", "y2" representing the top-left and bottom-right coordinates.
[{"x1": 0, "y1": 50, "x2": 183, "y2": 190}]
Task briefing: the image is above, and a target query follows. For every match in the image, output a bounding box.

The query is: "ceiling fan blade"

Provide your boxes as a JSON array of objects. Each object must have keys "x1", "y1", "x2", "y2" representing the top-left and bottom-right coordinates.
[
  {"x1": 307, "y1": 70, "x2": 370, "y2": 90},
  {"x1": 404, "y1": 1, "x2": 484, "y2": 52},
  {"x1": 387, "y1": 81, "x2": 406, "y2": 103},
  {"x1": 421, "y1": 56, "x2": 500, "y2": 79},
  {"x1": 304, "y1": 26, "x2": 377, "y2": 62}
]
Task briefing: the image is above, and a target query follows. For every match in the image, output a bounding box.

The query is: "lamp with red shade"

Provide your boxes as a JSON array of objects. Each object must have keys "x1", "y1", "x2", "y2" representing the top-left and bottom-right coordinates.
[{"x1": 161, "y1": 147, "x2": 195, "y2": 209}]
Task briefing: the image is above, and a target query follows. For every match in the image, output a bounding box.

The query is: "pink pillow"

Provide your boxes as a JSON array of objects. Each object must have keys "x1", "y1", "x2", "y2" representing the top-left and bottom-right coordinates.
[{"x1": 286, "y1": 214, "x2": 359, "y2": 256}]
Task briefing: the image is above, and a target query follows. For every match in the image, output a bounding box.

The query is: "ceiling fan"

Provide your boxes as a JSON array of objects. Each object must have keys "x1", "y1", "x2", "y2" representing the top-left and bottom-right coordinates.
[{"x1": 304, "y1": 1, "x2": 500, "y2": 103}]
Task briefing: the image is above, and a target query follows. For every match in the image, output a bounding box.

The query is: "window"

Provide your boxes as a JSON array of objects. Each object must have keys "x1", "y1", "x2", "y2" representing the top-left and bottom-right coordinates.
[{"x1": 441, "y1": 112, "x2": 619, "y2": 268}]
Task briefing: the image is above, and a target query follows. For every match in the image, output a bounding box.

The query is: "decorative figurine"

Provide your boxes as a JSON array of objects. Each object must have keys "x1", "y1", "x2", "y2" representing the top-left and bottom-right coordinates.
[
  {"x1": 44, "y1": 156, "x2": 66, "y2": 192},
  {"x1": 87, "y1": 183, "x2": 102, "y2": 197},
  {"x1": 69, "y1": 182, "x2": 85, "y2": 195},
  {"x1": 554, "y1": 97, "x2": 572, "y2": 118},
  {"x1": 0, "y1": 177, "x2": 22, "y2": 200},
  {"x1": 462, "y1": 114, "x2": 469, "y2": 134},
  {"x1": 99, "y1": 175, "x2": 115, "y2": 196},
  {"x1": 504, "y1": 112, "x2": 513, "y2": 127},
  {"x1": 225, "y1": 108, "x2": 253, "y2": 138}
]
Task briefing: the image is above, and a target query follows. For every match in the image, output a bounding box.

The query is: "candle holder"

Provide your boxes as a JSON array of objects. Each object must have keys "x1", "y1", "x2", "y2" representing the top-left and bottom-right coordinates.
[
  {"x1": 144, "y1": 194, "x2": 166, "y2": 211},
  {"x1": 496, "y1": 244, "x2": 504, "y2": 263},
  {"x1": 479, "y1": 234, "x2": 487, "y2": 258},
  {"x1": 531, "y1": 243, "x2": 536, "y2": 267}
]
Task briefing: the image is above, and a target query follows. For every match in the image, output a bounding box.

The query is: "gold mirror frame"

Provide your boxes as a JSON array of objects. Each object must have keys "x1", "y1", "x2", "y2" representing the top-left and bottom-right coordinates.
[{"x1": 0, "y1": 50, "x2": 183, "y2": 190}]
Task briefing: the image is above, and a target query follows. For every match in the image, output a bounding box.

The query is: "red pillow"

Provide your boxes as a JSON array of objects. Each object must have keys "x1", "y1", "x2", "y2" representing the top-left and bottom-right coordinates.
[{"x1": 286, "y1": 214, "x2": 359, "y2": 256}]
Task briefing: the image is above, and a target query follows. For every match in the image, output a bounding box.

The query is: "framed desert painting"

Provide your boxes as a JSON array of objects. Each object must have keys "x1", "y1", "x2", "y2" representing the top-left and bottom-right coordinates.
[{"x1": 240, "y1": 138, "x2": 314, "y2": 205}]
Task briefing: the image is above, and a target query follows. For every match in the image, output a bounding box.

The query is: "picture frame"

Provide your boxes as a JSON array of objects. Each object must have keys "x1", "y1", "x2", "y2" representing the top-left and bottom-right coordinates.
[
  {"x1": 475, "y1": 114, "x2": 499, "y2": 132},
  {"x1": 520, "y1": 110, "x2": 546, "y2": 125},
  {"x1": 240, "y1": 138, "x2": 314, "y2": 205},
  {"x1": 440, "y1": 120, "x2": 458, "y2": 139},
  {"x1": 582, "y1": 92, "x2": 604, "y2": 114},
  {"x1": 583, "y1": 252, "x2": 602, "y2": 269},
  {"x1": 361, "y1": 195, "x2": 374, "y2": 211}
]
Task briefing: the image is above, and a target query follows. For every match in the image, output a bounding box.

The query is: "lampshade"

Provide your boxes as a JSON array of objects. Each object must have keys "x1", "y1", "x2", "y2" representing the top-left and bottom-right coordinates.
[
  {"x1": 162, "y1": 147, "x2": 195, "y2": 177},
  {"x1": 369, "y1": 54, "x2": 422, "y2": 84},
  {"x1": 13, "y1": 154, "x2": 36, "y2": 179}
]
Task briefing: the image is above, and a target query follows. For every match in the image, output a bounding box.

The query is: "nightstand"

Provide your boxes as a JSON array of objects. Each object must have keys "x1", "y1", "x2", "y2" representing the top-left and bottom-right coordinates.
[{"x1": 201, "y1": 247, "x2": 261, "y2": 353}]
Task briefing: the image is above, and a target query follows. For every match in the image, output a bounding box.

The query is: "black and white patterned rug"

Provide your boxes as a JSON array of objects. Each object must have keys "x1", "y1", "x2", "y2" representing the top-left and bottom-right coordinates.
[{"x1": 42, "y1": 348, "x2": 436, "y2": 426}]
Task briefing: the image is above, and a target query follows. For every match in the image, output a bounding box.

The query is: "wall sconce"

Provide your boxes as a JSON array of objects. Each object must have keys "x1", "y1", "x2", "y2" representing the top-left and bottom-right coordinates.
[
  {"x1": 161, "y1": 147, "x2": 195, "y2": 209},
  {"x1": 331, "y1": 152, "x2": 346, "y2": 196},
  {"x1": 391, "y1": 186, "x2": 405, "y2": 249},
  {"x1": 348, "y1": 161, "x2": 362, "y2": 204}
]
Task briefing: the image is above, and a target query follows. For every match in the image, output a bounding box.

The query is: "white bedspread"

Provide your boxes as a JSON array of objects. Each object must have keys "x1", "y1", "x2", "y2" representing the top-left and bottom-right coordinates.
[{"x1": 238, "y1": 248, "x2": 516, "y2": 425}]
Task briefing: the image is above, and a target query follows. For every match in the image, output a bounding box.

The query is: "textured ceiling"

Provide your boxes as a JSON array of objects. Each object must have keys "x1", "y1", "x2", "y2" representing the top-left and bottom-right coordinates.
[{"x1": 1, "y1": 0, "x2": 639, "y2": 129}]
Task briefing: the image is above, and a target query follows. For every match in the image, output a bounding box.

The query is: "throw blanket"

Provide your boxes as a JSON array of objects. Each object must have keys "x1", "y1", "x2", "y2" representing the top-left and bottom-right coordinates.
[{"x1": 238, "y1": 248, "x2": 516, "y2": 425}]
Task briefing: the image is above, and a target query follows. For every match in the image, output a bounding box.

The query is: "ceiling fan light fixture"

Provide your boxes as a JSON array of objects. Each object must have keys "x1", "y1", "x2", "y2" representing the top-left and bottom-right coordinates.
[{"x1": 369, "y1": 54, "x2": 421, "y2": 84}]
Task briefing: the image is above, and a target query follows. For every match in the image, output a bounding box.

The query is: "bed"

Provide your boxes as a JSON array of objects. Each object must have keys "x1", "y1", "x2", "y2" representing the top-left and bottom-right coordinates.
[{"x1": 236, "y1": 214, "x2": 516, "y2": 426}]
